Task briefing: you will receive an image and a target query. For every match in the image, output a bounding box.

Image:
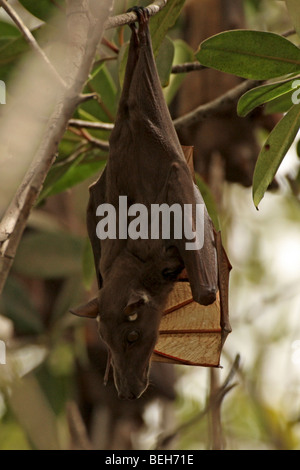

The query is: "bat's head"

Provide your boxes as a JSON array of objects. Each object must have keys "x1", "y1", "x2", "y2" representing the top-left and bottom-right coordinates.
[
  {"x1": 97, "y1": 244, "x2": 183, "y2": 399},
  {"x1": 98, "y1": 288, "x2": 160, "y2": 399}
]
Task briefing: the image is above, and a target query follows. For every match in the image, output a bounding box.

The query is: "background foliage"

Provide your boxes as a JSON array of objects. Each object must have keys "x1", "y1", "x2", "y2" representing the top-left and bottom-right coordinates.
[{"x1": 1, "y1": 0, "x2": 300, "y2": 450}]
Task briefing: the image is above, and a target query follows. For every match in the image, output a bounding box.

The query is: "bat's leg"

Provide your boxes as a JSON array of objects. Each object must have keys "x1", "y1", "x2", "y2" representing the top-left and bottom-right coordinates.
[
  {"x1": 127, "y1": 7, "x2": 139, "y2": 47},
  {"x1": 127, "y1": 6, "x2": 149, "y2": 44},
  {"x1": 114, "y1": 8, "x2": 141, "y2": 116}
]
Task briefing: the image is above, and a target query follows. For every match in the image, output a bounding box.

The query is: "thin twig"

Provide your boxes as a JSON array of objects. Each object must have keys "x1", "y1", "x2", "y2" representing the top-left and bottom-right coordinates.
[
  {"x1": 171, "y1": 62, "x2": 207, "y2": 74},
  {"x1": 68, "y1": 80, "x2": 262, "y2": 134},
  {"x1": 77, "y1": 128, "x2": 110, "y2": 151},
  {"x1": 0, "y1": 0, "x2": 66, "y2": 88},
  {"x1": 52, "y1": 143, "x2": 89, "y2": 167},
  {"x1": 105, "y1": 0, "x2": 167, "y2": 29},
  {"x1": 86, "y1": 81, "x2": 115, "y2": 121},
  {"x1": 154, "y1": 355, "x2": 240, "y2": 450},
  {"x1": 77, "y1": 92, "x2": 99, "y2": 104},
  {"x1": 101, "y1": 37, "x2": 119, "y2": 54},
  {"x1": 68, "y1": 119, "x2": 114, "y2": 131},
  {"x1": 208, "y1": 354, "x2": 240, "y2": 450},
  {"x1": 209, "y1": 369, "x2": 224, "y2": 450},
  {"x1": 282, "y1": 28, "x2": 296, "y2": 37},
  {"x1": 67, "y1": 401, "x2": 94, "y2": 450}
]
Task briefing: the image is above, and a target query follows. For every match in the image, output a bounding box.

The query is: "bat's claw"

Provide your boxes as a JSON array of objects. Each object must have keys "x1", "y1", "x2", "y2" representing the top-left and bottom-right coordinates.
[
  {"x1": 127, "y1": 6, "x2": 149, "y2": 19},
  {"x1": 127, "y1": 6, "x2": 149, "y2": 39}
]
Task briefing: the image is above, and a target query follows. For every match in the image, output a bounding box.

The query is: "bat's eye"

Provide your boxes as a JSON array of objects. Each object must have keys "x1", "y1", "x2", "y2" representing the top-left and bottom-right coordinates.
[
  {"x1": 127, "y1": 330, "x2": 139, "y2": 343},
  {"x1": 127, "y1": 312, "x2": 138, "y2": 322}
]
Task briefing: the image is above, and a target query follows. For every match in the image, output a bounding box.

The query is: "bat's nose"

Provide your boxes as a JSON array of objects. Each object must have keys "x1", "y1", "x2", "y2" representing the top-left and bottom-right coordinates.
[
  {"x1": 118, "y1": 390, "x2": 138, "y2": 400},
  {"x1": 116, "y1": 376, "x2": 148, "y2": 400}
]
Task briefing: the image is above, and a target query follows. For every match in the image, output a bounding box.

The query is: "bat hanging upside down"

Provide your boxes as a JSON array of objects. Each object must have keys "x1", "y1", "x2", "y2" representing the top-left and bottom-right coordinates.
[{"x1": 71, "y1": 7, "x2": 231, "y2": 400}]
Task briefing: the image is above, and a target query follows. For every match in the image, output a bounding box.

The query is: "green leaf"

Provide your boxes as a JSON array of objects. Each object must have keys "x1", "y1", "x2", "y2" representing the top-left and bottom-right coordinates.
[
  {"x1": 0, "y1": 25, "x2": 48, "y2": 67},
  {"x1": 18, "y1": 0, "x2": 64, "y2": 22},
  {"x1": 0, "y1": 419, "x2": 30, "y2": 450},
  {"x1": 237, "y1": 78, "x2": 298, "y2": 116},
  {"x1": 155, "y1": 36, "x2": 175, "y2": 87},
  {"x1": 38, "y1": 149, "x2": 84, "y2": 202},
  {"x1": 51, "y1": 275, "x2": 83, "y2": 322},
  {"x1": 13, "y1": 231, "x2": 84, "y2": 279},
  {"x1": 164, "y1": 39, "x2": 195, "y2": 105},
  {"x1": 0, "y1": 26, "x2": 43, "y2": 81},
  {"x1": 0, "y1": 36, "x2": 30, "y2": 66},
  {"x1": 75, "y1": 108, "x2": 112, "y2": 141},
  {"x1": 80, "y1": 65, "x2": 117, "y2": 122},
  {"x1": 253, "y1": 103, "x2": 300, "y2": 208},
  {"x1": 1, "y1": 276, "x2": 44, "y2": 334},
  {"x1": 285, "y1": 0, "x2": 300, "y2": 38},
  {"x1": 196, "y1": 30, "x2": 300, "y2": 80},
  {"x1": 149, "y1": 0, "x2": 186, "y2": 56},
  {"x1": 264, "y1": 89, "x2": 295, "y2": 114},
  {"x1": 118, "y1": 1, "x2": 185, "y2": 90},
  {"x1": 43, "y1": 159, "x2": 106, "y2": 200},
  {"x1": 195, "y1": 174, "x2": 220, "y2": 231},
  {"x1": 0, "y1": 21, "x2": 21, "y2": 37},
  {"x1": 56, "y1": 131, "x2": 83, "y2": 161},
  {"x1": 9, "y1": 374, "x2": 61, "y2": 450},
  {"x1": 117, "y1": 42, "x2": 129, "y2": 90},
  {"x1": 118, "y1": 37, "x2": 174, "y2": 89}
]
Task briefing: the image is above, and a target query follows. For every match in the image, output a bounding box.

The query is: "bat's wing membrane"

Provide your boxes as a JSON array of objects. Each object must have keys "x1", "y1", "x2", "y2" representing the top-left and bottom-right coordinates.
[
  {"x1": 87, "y1": 167, "x2": 107, "y2": 289},
  {"x1": 165, "y1": 161, "x2": 218, "y2": 306},
  {"x1": 214, "y1": 230, "x2": 232, "y2": 342}
]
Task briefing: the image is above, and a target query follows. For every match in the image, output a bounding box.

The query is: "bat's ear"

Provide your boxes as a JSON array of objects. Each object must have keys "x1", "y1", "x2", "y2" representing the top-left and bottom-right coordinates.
[
  {"x1": 124, "y1": 291, "x2": 150, "y2": 319},
  {"x1": 70, "y1": 297, "x2": 99, "y2": 319}
]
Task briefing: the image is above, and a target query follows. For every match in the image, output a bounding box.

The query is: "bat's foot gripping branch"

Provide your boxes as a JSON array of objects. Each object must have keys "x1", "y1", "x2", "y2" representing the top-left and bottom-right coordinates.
[{"x1": 127, "y1": 6, "x2": 149, "y2": 43}]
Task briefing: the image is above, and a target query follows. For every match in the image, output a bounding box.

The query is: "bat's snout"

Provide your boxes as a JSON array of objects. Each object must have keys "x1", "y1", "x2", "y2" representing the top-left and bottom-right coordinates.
[
  {"x1": 113, "y1": 361, "x2": 150, "y2": 400},
  {"x1": 116, "y1": 379, "x2": 148, "y2": 400}
]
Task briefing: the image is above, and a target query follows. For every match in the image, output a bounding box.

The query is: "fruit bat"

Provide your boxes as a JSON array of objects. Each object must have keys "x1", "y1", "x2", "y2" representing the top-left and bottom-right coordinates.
[{"x1": 71, "y1": 7, "x2": 231, "y2": 400}]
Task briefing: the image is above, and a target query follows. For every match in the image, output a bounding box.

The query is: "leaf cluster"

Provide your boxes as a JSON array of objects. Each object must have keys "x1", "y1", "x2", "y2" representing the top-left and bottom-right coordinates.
[{"x1": 196, "y1": 2, "x2": 300, "y2": 208}]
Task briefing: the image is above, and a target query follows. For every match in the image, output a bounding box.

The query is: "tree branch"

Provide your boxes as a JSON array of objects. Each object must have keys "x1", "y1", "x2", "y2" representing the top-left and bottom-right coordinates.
[
  {"x1": 0, "y1": 0, "x2": 66, "y2": 88},
  {"x1": 0, "y1": 0, "x2": 114, "y2": 294},
  {"x1": 105, "y1": 0, "x2": 168, "y2": 29},
  {"x1": 0, "y1": 0, "x2": 170, "y2": 294},
  {"x1": 171, "y1": 62, "x2": 207, "y2": 74},
  {"x1": 154, "y1": 355, "x2": 240, "y2": 450},
  {"x1": 71, "y1": 127, "x2": 110, "y2": 151},
  {"x1": 68, "y1": 118, "x2": 114, "y2": 131},
  {"x1": 68, "y1": 79, "x2": 262, "y2": 136},
  {"x1": 67, "y1": 401, "x2": 94, "y2": 450},
  {"x1": 173, "y1": 79, "x2": 262, "y2": 131}
]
